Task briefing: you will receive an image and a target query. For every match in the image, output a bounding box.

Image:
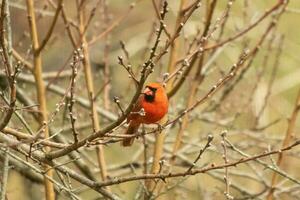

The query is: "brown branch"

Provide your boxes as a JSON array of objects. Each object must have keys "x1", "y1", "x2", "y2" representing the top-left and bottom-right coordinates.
[
  {"x1": 82, "y1": 0, "x2": 101, "y2": 35},
  {"x1": 78, "y1": 4, "x2": 109, "y2": 186},
  {"x1": 254, "y1": 34, "x2": 284, "y2": 127},
  {"x1": 0, "y1": 132, "x2": 121, "y2": 200},
  {"x1": 25, "y1": 0, "x2": 55, "y2": 199},
  {"x1": 3, "y1": 72, "x2": 118, "y2": 121},
  {"x1": 165, "y1": 50, "x2": 250, "y2": 128},
  {"x1": 68, "y1": 49, "x2": 82, "y2": 143},
  {"x1": 1, "y1": 127, "x2": 67, "y2": 149},
  {"x1": 88, "y1": 1, "x2": 137, "y2": 46},
  {"x1": 153, "y1": 0, "x2": 203, "y2": 65},
  {"x1": 151, "y1": 0, "x2": 171, "y2": 39},
  {"x1": 223, "y1": 134, "x2": 300, "y2": 188},
  {"x1": 94, "y1": 140, "x2": 300, "y2": 187},
  {"x1": 102, "y1": 0, "x2": 111, "y2": 110},
  {"x1": 170, "y1": 0, "x2": 217, "y2": 163},
  {"x1": 221, "y1": 131, "x2": 233, "y2": 199},
  {"x1": 12, "y1": 48, "x2": 33, "y2": 71},
  {"x1": 267, "y1": 87, "x2": 300, "y2": 200},
  {"x1": 0, "y1": 147, "x2": 9, "y2": 200},
  {"x1": 204, "y1": 0, "x2": 286, "y2": 51},
  {"x1": 36, "y1": 0, "x2": 63, "y2": 54},
  {"x1": 45, "y1": 0, "x2": 168, "y2": 160},
  {"x1": 167, "y1": 0, "x2": 232, "y2": 98},
  {"x1": 12, "y1": 84, "x2": 97, "y2": 181},
  {"x1": 0, "y1": 150, "x2": 44, "y2": 184},
  {"x1": 205, "y1": 3, "x2": 286, "y2": 112},
  {"x1": 186, "y1": 134, "x2": 213, "y2": 172},
  {"x1": 0, "y1": 0, "x2": 17, "y2": 133},
  {"x1": 61, "y1": 3, "x2": 77, "y2": 47},
  {"x1": 142, "y1": 1, "x2": 170, "y2": 193},
  {"x1": 174, "y1": 0, "x2": 285, "y2": 70},
  {"x1": 117, "y1": 55, "x2": 138, "y2": 84}
]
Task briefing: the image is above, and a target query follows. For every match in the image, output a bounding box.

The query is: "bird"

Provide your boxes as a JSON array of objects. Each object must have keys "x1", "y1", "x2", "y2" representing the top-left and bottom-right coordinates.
[{"x1": 122, "y1": 82, "x2": 169, "y2": 146}]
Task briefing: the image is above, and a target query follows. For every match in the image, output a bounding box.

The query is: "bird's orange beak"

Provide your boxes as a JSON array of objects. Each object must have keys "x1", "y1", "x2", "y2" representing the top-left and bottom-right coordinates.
[{"x1": 143, "y1": 87, "x2": 153, "y2": 96}]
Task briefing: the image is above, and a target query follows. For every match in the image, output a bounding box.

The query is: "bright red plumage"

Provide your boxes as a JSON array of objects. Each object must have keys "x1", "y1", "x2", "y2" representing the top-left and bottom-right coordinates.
[{"x1": 122, "y1": 83, "x2": 168, "y2": 146}]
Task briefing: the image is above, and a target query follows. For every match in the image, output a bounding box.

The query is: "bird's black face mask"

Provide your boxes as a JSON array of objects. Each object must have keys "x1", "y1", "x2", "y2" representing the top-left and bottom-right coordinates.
[{"x1": 143, "y1": 86, "x2": 157, "y2": 102}]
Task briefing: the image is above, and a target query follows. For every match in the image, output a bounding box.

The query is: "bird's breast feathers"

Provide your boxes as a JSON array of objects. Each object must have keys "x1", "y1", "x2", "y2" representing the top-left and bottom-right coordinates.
[{"x1": 141, "y1": 99, "x2": 168, "y2": 124}]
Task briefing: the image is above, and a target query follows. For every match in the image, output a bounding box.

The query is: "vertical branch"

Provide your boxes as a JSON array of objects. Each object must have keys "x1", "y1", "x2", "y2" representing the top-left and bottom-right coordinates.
[
  {"x1": 145, "y1": 1, "x2": 169, "y2": 194},
  {"x1": 146, "y1": 123, "x2": 166, "y2": 192},
  {"x1": 61, "y1": 4, "x2": 77, "y2": 47},
  {"x1": 171, "y1": 0, "x2": 217, "y2": 163},
  {"x1": 142, "y1": 132, "x2": 148, "y2": 175},
  {"x1": 152, "y1": 1, "x2": 219, "y2": 196},
  {"x1": 208, "y1": 2, "x2": 287, "y2": 112},
  {"x1": 0, "y1": 0, "x2": 16, "y2": 132},
  {"x1": 47, "y1": 0, "x2": 77, "y2": 47},
  {"x1": 254, "y1": 35, "x2": 283, "y2": 127},
  {"x1": 36, "y1": 0, "x2": 63, "y2": 54},
  {"x1": 102, "y1": 0, "x2": 111, "y2": 110},
  {"x1": 221, "y1": 131, "x2": 233, "y2": 199},
  {"x1": 78, "y1": 3, "x2": 109, "y2": 185},
  {"x1": 25, "y1": 0, "x2": 55, "y2": 199},
  {"x1": 68, "y1": 49, "x2": 82, "y2": 143},
  {"x1": 167, "y1": 0, "x2": 232, "y2": 98},
  {"x1": 145, "y1": 0, "x2": 206, "y2": 194},
  {"x1": 0, "y1": 147, "x2": 9, "y2": 200},
  {"x1": 166, "y1": 0, "x2": 187, "y2": 74},
  {"x1": 267, "y1": 87, "x2": 300, "y2": 200}
]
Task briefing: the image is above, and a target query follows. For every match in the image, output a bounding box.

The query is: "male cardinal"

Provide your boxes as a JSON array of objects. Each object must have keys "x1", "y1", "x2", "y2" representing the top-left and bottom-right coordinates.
[{"x1": 122, "y1": 82, "x2": 169, "y2": 146}]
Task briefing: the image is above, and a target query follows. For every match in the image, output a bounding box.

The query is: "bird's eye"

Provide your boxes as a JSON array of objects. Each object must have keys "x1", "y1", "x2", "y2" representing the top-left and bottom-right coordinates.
[{"x1": 147, "y1": 86, "x2": 157, "y2": 92}]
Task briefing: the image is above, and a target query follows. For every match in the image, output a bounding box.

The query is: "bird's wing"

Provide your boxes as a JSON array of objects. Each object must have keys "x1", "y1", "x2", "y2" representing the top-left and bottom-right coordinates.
[{"x1": 127, "y1": 95, "x2": 143, "y2": 123}]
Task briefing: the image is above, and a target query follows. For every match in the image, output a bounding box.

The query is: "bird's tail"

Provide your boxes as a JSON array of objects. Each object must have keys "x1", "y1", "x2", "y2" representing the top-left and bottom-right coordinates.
[{"x1": 122, "y1": 122, "x2": 140, "y2": 147}]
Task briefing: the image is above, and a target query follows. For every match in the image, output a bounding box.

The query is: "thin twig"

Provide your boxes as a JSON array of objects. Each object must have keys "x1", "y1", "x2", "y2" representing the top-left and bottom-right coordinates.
[
  {"x1": 36, "y1": 0, "x2": 63, "y2": 54},
  {"x1": 94, "y1": 140, "x2": 300, "y2": 187},
  {"x1": 0, "y1": 0, "x2": 17, "y2": 132},
  {"x1": 0, "y1": 147, "x2": 9, "y2": 200},
  {"x1": 186, "y1": 134, "x2": 213, "y2": 172},
  {"x1": 267, "y1": 87, "x2": 300, "y2": 199},
  {"x1": 221, "y1": 131, "x2": 233, "y2": 199}
]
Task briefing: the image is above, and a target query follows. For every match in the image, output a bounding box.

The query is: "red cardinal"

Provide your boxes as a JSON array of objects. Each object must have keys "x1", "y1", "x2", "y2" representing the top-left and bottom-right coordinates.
[{"x1": 122, "y1": 82, "x2": 169, "y2": 146}]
